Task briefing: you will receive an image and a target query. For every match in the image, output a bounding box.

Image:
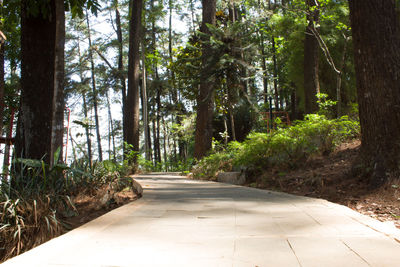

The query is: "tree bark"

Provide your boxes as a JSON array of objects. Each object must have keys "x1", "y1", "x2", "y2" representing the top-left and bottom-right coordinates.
[
  {"x1": 272, "y1": 37, "x2": 279, "y2": 110},
  {"x1": 115, "y1": 3, "x2": 128, "y2": 148},
  {"x1": 0, "y1": 43, "x2": 5, "y2": 137},
  {"x1": 194, "y1": 0, "x2": 216, "y2": 160},
  {"x1": 303, "y1": 0, "x2": 320, "y2": 114},
  {"x1": 141, "y1": 41, "x2": 151, "y2": 161},
  {"x1": 349, "y1": 0, "x2": 400, "y2": 187},
  {"x1": 2, "y1": 122, "x2": 11, "y2": 178},
  {"x1": 82, "y1": 92, "x2": 93, "y2": 165},
  {"x1": 16, "y1": 0, "x2": 65, "y2": 165},
  {"x1": 105, "y1": 90, "x2": 116, "y2": 160},
  {"x1": 126, "y1": 0, "x2": 143, "y2": 164}
]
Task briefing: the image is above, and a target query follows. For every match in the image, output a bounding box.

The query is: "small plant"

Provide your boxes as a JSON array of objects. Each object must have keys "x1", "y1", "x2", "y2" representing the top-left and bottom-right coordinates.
[{"x1": 316, "y1": 93, "x2": 337, "y2": 118}]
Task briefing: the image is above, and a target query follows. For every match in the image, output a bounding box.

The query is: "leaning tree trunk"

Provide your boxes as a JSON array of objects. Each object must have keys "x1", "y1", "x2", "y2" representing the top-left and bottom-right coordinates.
[
  {"x1": 349, "y1": 0, "x2": 400, "y2": 188},
  {"x1": 16, "y1": 0, "x2": 65, "y2": 165},
  {"x1": 126, "y1": 0, "x2": 142, "y2": 166},
  {"x1": 194, "y1": 0, "x2": 216, "y2": 160},
  {"x1": 303, "y1": 0, "x2": 320, "y2": 114}
]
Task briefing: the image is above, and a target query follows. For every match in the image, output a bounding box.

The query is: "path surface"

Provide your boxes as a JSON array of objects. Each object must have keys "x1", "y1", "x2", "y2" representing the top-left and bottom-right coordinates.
[{"x1": 2, "y1": 173, "x2": 400, "y2": 266}]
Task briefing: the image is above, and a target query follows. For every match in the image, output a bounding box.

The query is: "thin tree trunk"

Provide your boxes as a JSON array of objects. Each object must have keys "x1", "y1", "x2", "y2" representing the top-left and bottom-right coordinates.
[
  {"x1": 69, "y1": 128, "x2": 77, "y2": 162},
  {"x1": 152, "y1": 119, "x2": 158, "y2": 165},
  {"x1": 115, "y1": 2, "x2": 128, "y2": 147},
  {"x1": 272, "y1": 37, "x2": 279, "y2": 110},
  {"x1": 156, "y1": 84, "x2": 161, "y2": 164},
  {"x1": 105, "y1": 91, "x2": 116, "y2": 160},
  {"x1": 260, "y1": 31, "x2": 268, "y2": 106},
  {"x1": 303, "y1": 0, "x2": 320, "y2": 114},
  {"x1": 77, "y1": 41, "x2": 93, "y2": 165},
  {"x1": 86, "y1": 11, "x2": 102, "y2": 161},
  {"x1": 126, "y1": 0, "x2": 143, "y2": 165},
  {"x1": 0, "y1": 42, "x2": 5, "y2": 136},
  {"x1": 82, "y1": 93, "x2": 93, "y2": 164},
  {"x1": 162, "y1": 116, "x2": 168, "y2": 171},
  {"x1": 336, "y1": 37, "x2": 348, "y2": 117},
  {"x1": 168, "y1": 0, "x2": 179, "y2": 162},
  {"x1": 141, "y1": 41, "x2": 150, "y2": 161},
  {"x1": 2, "y1": 122, "x2": 11, "y2": 179}
]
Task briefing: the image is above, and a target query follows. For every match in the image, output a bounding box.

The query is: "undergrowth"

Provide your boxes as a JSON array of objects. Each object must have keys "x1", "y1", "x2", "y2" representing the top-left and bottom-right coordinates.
[
  {"x1": 192, "y1": 114, "x2": 360, "y2": 179},
  {"x1": 0, "y1": 149, "x2": 133, "y2": 263}
]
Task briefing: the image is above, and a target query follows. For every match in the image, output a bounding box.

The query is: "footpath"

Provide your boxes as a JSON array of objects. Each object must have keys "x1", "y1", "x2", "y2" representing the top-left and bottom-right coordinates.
[{"x1": 2, "y1": 173, "x2": 400, "y2": 266}]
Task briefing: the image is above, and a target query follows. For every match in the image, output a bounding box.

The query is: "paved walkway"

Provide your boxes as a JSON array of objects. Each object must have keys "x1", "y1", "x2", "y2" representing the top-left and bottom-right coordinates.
[{"x1": 2, "y1": 173, "x2": 400, "y2": 266}]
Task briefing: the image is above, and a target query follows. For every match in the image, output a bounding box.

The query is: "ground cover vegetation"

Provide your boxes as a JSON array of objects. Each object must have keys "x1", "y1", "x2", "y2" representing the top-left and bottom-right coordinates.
[{"x1": 0, "y1": 0, "x2": 400, "y2": 261}]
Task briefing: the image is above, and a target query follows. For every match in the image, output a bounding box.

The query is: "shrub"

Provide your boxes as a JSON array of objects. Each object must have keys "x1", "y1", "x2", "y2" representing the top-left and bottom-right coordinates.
[
  {"x1": 192, "y1": 114, "x2": 360, "y2": 178},
  {"x1": 0, "y1": 152, "x2": 133, "y2": 262},
  {"x1": 192, "y1": 141, "x2": 242, "y2": 179}
]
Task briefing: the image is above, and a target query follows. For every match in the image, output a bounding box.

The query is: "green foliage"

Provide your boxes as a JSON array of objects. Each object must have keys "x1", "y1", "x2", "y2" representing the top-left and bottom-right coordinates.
[
  {"x1": 192, "y1": 114, "x2": 359, "y2": 178},
  {"x1": 191, "y1": 141, "x2": 242, "y2": 179},
  {"x1": 0, "y1": 150, "x2": 133, "y2": 261},
  {"x1": 235, "y1": 114, "x2": 359, "y2": 169},
  {"x1": 316, "y1": 93, "x2": 337, "y2": 118}
]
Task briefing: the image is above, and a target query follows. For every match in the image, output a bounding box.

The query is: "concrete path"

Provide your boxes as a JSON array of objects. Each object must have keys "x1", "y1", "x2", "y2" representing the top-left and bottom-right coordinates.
[{"x1": 2, "y1": 173, "x2": 400, "y2": 267}]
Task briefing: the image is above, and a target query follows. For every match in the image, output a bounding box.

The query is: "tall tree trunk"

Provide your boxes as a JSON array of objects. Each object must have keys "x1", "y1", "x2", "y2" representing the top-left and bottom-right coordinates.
[
  {"x1": 115, "y1": 2, "x2": 128, "y2": 147},
  {"x1": 162, "y1": 116, "x2": 168, "y2": 171},
  {"x1": 259, "y1": 30, "x2": 269, "y2": 107},
  {"x1": 141, "y1": 41, "x2": 151, "y2": 161},
  {"x1": 126, "y1": 0, "x2": 142, "y2": 165},
  {"x1": 168, "y1": 0, "x2": 179, "y2": 162},
  {"x1": 0, "y1": 43, "x2": 4, "y2": 182},
  {"x1": 86, "y1": 11, "x2": 102, "y2": 161},
  {"x1": 272, "y1": 37, "x2": 279, "y2": 110},
  {"x1": 349, "y1": 0, "x2": 400, "y2": 187},
  {"x1": 150, "y1": 0, "x2": 161, "y2": 165},
  {"x1": 105, "y1": 90, "x2": 116, "y2": 160},
  {"x1": 152, "y1": 118, "x2": 158, "y2": 164},
  {"x1": 69, "y1": 128, "x2": 77, "y2": 162},
  {"x1": 336, "y1": 38, "x2": 348, "y2": 117},
  {"x1": 194, "y1": 0, "x2": 216, "y2": 160},
  {"x1": 16, "y1": 0, "x2": 65, "y2": 165},
  {"x1": 0, "y1": 42, "x2": 5, "y2": 137},
  {"x1": 77, "y1": 40, "x2": 93, "y2": 165},
  {"x1": 82, "y1": 93, "x2": 93, "y2": 164},
  {"x1": 155, "y1": 84, "x2": 161, "y2": 164},
  {"x1": 51, "y1": 0, "x2": 65, "y2": 165},
  {"x1": 2, "y1": 122, "x2": 11, "y2": 179},
  {"x1": 303, "y1": 0, "x2": 320, "y2": 114},
  {"x1": 290, "y1": 85, "x2": 297, "y2": 120}
]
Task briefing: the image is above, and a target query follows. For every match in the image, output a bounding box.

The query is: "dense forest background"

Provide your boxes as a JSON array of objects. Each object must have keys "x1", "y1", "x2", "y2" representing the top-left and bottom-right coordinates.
[
  {"x1": 2, "y1": 0, "x2": 400, "y2": 261},
  {"x1": 0, "y1": 0, "x2": 359, "y2": 168},
  {"x1": 0, "y1": 0, "x2": 399, "y2": 185}
]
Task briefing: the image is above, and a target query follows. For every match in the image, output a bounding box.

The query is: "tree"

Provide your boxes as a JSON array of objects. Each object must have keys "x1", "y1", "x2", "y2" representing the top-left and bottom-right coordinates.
[
  {"x1": 15, "y1": 0, "x2": 65, "y2": 165},
  {"x1": 303, "y1": 0, "x2": 320, "y2": 114},
  {"x1": 126, "y1": 0, "x2": 143, "y2": 164},
  {"x1": 349, "y1": 0, "x2": 400, "y2": 187},
  {"x1": 193, "y1": 0, "x2": 216, "y2": 160},
  {"x1": 85, "y1": 10, "x2": 103, "y2": 161}
]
